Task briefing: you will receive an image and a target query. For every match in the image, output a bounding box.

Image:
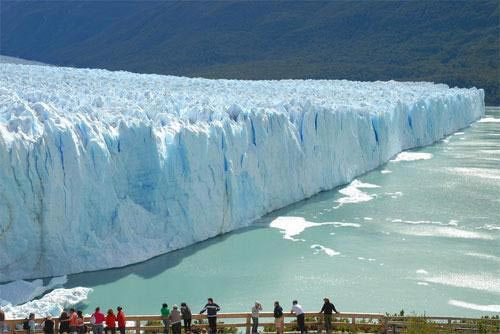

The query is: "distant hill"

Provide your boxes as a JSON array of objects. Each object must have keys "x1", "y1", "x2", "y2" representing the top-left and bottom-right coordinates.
[{"x1": 1, "y1": 1, "x2": 498, "y2": 104}]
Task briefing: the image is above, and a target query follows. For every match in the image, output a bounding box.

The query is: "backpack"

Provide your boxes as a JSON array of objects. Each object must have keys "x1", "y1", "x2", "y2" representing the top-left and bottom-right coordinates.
[{"x1": 23, "y1": 319, "x2": 30, "y2": 330}]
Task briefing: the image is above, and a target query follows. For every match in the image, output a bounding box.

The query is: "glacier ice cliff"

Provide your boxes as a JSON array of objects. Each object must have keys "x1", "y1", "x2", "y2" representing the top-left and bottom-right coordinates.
[{"x1": 0, "y1": 63, "x2": 485, "y2": 281}]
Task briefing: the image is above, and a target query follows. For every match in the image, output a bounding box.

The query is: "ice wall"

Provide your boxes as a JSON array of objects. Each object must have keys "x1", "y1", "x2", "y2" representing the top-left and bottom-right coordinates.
[{"x1": 0, "y1": 63, "x2": 485, "y2": 281}]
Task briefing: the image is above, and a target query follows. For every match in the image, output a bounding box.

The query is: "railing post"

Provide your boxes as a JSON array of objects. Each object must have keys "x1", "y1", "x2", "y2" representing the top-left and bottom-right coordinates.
[
  {"x1": 135, "y1": 320, "x2": 141, "y2": 334},
  {"x1": 245, "y1": 315, "x2": 251, "y2": 334}
]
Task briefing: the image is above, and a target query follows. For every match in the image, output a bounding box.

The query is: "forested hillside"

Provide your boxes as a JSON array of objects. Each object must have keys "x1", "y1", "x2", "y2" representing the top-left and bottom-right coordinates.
[{"x1": 1, "y1": 1, "x2": 498, "y2": 104}]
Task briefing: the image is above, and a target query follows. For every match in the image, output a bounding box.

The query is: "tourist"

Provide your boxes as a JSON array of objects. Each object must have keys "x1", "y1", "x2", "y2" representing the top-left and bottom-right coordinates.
[
  {"x1": 105, "y1": 309, "x2": 116, "y2": 334},
  {"x1": 291, "y1": 300, "x2": 306, "y2": 334},
  {"x1": 42, "y1": 316, "x2": 55, "y2": 334},
  {"x1": 116, "y1": 307, "x2": 126, "y2": 334},
  {"x1": 77, "y1": 311, "x2": 86, "y2": 334},
  {"x1": 251, "y1": 302, "x2": 262, "y2": 334},
  {"x1": 161, "y1": 303, "x2": 170, "y2": 334},
  {"x1": 69, "y1": 309, "x2": 78, "y2": 334},
  {"x1": 273, "y1": 302, "x2": 284, "y2": 334},
  {"x1": 0, "y1": 308, "x2": 5, "y2": 334},
  {"x1": 319, "y1": 298, "x2": 339, "y2": 334},
  {"x1": 28, "y1": 313, "x2": 36, "y2": 334},
  {"x1": 169, "y1": 305, "x2": 182, "y2": 334},
  {"x1": 91, "y1": 307, "x2": 106, "y2": 334},
  {"x1": 58, "y1": 311, "x2": 70, "y2": 334},
  {"x1": 180, "y1": 303, "x2": 192, "y2": 333},
  {"x1": 199, "y1": 298, "x2": 220, "y2": 334}
]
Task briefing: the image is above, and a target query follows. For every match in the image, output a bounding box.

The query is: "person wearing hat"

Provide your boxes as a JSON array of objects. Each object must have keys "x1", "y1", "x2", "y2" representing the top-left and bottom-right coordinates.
[
  {"x1": 319, "y1": 298, "x2": 339, "y2": 334},
  {"x1": 251, "y1": 302, "x2": 262, "y2": 334},
  {"x1": 43, "y1": 316, "x2": 55, "y2": 334},
  {"x1": 169, "y1": 306, "x2": 182, "y2": 334}
]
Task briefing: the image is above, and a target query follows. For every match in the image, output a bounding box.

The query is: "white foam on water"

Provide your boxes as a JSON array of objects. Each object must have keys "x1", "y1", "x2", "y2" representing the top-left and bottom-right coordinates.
[
  {"x1": 332, "y1": 222, "x2": 361, "y2": 228},
  {"x1": 479, "y1": 149, "x2": 500, "y2": 155},
  {"x1": 422, "y1": 273, "x2": 500, "y2": 293},
  {"x1": 465, "y1": 252, "x2": 500, "y2": 262},
  {"x1": 385, "y1": 191, "x2": 403, "y2": 198},
  {"x1": 454, "y1": 132, "x2": 465, "y2": 135},
  {"x1": 310, "y1": 244, "x2": 340, "y2": 257},
  {"x1": 335, "y1": 180, "x2": 380, "y2": 206},
  {"x1": 0, "y1": 276, "x2": 67, "y2": 306},
  {"x1": 381, "y1": 169, "x2": 392, "y2": 174},
  {"x1": 447, "y1": 167, "x2": 500, "y2": 180},
  {"x1": 448, "y1": 300, "x2": 500, "y2": 312},
  {"x1": 417, "y1": 282, "x2": 429, "y2": 286},
  {"x1": 478, "y1": 117, "x2": 500, "y2": 123},
  {"x1": 476, "y1": 224, "x2": 500, "y2": 231},
  {"x1": 391, "y1": 219, "x2": 458, "y2": 227},
  {"x1": 363, "y1": 217, "x2": 373, "y2": 221},
  {"x1": 391, "y1": 152, "x2": 433, "y2": 162},
  {"x1": 416, "y1": 269, "x2": 429, "y2": 275},
  {"x1": 1, "y1": 287, "x2": 92, "y2": 319},
  {"x1": 400, "y1": 226, "x2": 494, "y2": 240}
]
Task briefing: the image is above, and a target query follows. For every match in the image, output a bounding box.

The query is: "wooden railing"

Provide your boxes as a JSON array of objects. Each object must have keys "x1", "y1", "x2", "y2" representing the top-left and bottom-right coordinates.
[{"x1": 3, "y1": 312, "x2": 499, "y2": 334}]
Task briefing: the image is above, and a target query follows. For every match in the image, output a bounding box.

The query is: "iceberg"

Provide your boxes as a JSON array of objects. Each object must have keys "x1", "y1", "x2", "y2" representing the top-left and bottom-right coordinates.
[{"x1": 0, "y1": 63, "x2": 485, "y2": 281}]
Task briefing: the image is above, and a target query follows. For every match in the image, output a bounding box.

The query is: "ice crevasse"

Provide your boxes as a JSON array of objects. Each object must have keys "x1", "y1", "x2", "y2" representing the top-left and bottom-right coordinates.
[{"x1": 0, "y1": 63, "x2": 485, "y2": 281}]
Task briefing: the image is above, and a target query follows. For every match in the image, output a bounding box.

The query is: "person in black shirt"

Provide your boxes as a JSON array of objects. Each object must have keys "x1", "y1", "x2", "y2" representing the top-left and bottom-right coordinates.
[
  {"x1": 42, "y1": 316, "x2": 55, "y2": 334},
  {"x1": 200, "y1": 298, "x2": 220, "y2": 334},
  {"x1": 319, "y1": 298, "x2": 339, "y2": 334},
  {"x1": 273, "y1": 302, "x2": 284, "y2": 334},
  {"x1": 59, "y1": 311, "x2": 70, "y2": 334}
]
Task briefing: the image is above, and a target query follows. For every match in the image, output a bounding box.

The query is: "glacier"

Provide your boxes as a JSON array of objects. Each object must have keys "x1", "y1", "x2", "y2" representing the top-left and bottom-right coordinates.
[{"x1": 0, "y1": 63, "x2": 485, "y2": 282}]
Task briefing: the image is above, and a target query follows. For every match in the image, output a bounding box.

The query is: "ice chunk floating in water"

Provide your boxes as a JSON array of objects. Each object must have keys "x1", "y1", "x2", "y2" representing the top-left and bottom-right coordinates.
[
  {"x1": 1, "y1": 287, "x2": 92, "y2": 319},
  {"x1": 335, "y1": 180, "x2": 380, "y2": 206},
  {"x1": 270, "y1": 217, "x2": 334, "y2": 241},
  {"x1": 391, "y1": 152, "x2": 433, "y2": 162},
  {"x1": 0, "y1": 62, "x2": 485, "y2": 280},
  {"x1": 310, "y1": 244, "x2": 340, "y2": 257}
]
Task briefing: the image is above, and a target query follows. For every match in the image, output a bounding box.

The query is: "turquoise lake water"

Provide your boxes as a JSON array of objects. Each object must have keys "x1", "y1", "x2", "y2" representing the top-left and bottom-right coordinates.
[{"x1": 65, "y1": 107, "x2": 500, "y2": 317}]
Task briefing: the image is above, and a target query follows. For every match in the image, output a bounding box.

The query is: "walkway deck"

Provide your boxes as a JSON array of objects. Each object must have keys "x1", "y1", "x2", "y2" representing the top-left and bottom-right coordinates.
[{"x1": 3, "y1": 312, "x2": 499, "y2": 334}]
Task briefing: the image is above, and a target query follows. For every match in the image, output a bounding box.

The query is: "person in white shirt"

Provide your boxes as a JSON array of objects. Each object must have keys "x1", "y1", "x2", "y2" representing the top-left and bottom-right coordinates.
[
  {"x1": 28, "y1": 313, "x2": 36, "y2": 334},
  {"x1": 291, "y1": 300, "x2": 306, "y2": 334},
  {"x1": 251, "y1": 302, "x2": 262, "y2": 334}
]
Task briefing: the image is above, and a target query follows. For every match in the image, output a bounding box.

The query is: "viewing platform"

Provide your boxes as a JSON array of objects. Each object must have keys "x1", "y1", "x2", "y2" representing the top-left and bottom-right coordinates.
[{"x1": 3, "y1": 312, "x2": 499, "y2": 334}]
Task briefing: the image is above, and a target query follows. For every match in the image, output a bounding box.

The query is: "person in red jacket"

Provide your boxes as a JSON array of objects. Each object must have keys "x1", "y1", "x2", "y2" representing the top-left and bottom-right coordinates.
[
  {"x1": 116, "y1": 307, "x2": 126, "y2": 334},
  {"x1": 105, "y1": 309, "x2": 116, "y2": 334}
]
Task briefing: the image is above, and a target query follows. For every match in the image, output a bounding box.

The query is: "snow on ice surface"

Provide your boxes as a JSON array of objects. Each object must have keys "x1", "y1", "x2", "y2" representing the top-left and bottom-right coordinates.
[{"x1": 0, "y1": 63, "x2": 485, "y2": 281}]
